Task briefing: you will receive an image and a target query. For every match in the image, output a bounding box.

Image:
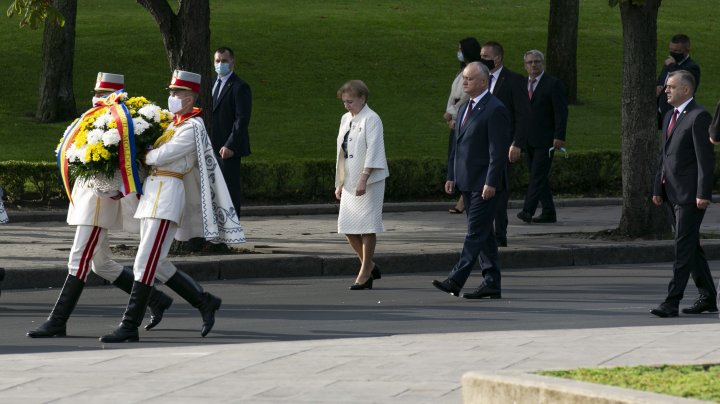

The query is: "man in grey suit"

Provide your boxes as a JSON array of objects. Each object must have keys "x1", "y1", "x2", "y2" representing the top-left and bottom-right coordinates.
[
  {"x1": 432, "y1": 62, "x2": 511, "y2": 299},
  {"x1": 651, "y1": 70, "x2": 717, "y2": 317},
  {"x1": 211, "y1": 46, "x2": 252, "y2": 216}
]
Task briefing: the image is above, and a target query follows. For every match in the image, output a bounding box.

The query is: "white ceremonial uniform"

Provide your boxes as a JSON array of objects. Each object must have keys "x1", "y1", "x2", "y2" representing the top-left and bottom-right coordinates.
[
  {"x1": 133, "y1": 117, "x2": 198, "y2": 285},
  {"x1": 65, "y1": 182, "x2": 137, "y2": 282}
]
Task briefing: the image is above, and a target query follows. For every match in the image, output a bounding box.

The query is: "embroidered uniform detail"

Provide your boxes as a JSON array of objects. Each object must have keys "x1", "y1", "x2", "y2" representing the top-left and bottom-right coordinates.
[
  {"x1": 93, "y1": 197, "x2": 101, "y2": 226},
  {"x1": 77, "y1": 226, "x2": 101, "y2": 281}
]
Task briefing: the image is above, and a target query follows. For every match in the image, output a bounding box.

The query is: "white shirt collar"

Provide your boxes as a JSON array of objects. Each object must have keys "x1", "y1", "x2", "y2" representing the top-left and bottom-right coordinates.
[{"x1": 674, "y1": 97, "x2": 693, "y2": 115}]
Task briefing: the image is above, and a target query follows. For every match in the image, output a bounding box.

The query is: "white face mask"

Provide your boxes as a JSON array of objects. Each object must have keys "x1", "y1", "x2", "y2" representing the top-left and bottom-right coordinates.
[
  {"x1": 457, "y1": 51, "x2": 464, "y2": 62},
  {"x1": 92, "y1": 96, "x2": 103, "y2": 106},
  {"x1": 168, "y1": 95, "x2": 184, "y2": 114}
]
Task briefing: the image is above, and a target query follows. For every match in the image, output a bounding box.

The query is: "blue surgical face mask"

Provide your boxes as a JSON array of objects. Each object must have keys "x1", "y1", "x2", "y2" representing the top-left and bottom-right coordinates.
[
  {"x1": 214, "y1": 62, "x2": 231, "y2": 76},
  {"x1": 457, "y1": 51, "x2": 464, "y2": 63}
]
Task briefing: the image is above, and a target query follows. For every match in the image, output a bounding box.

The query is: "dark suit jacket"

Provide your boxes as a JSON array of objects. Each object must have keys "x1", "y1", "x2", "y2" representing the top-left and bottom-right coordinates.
[
  {"x1": 492, "y1": 67, "x2": 530, "y2": 149},
  {"x1": 657, "y1": 57, "x2": 701, "y2": 121},
  {"x1": 525, "y1": 72, "x2": 568, "y2": 149},
  {"x1": 653, "y1": 99, "x2": 714, "y2": 205},
  {"x1": 211, "y1": 72, "x2": 253, "y2": 157},
  {"x1": 447, "y1": 92, "x2": 511, "y2": 192}
]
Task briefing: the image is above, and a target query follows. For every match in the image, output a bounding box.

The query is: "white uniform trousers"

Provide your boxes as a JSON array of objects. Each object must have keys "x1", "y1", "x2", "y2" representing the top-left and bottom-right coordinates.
[
  {"x1": 68, "y1": 225, "x2": 124, "y2": 282},
  {"x1": 134, "y1": 218, "x2": 178, "y2": 286}
]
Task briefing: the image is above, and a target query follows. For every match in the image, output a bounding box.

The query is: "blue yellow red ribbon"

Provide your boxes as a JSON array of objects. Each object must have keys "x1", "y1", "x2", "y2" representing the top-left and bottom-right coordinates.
[{"x1": 56, "y1": 90, "x2": 142, "y2": 204}]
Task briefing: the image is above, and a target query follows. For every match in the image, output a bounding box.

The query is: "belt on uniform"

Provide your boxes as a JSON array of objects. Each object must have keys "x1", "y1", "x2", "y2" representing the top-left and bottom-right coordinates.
[{"x1": 149, "y1": 169, "x2": 185, "y2": 179}]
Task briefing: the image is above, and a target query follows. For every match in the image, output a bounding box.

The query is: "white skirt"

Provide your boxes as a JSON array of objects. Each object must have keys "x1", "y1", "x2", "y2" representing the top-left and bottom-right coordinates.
[{"x1": 338, "y1": 180, "x2": 385, "y2": 234}]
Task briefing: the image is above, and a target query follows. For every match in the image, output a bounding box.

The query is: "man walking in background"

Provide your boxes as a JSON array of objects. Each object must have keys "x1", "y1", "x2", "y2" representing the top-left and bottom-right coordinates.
[
  {"x1": 656, "y1": 34, "x2": 700, "y2": 129},
  {"x1": 516, "y1": 50, "x2": 567, "y2": 225},
  {"x1": 211, "y1": 46, "x2": 253, "y2": 217},
  {"x1": 480, "y1": 41, "x2": 529, "y2": 246}
]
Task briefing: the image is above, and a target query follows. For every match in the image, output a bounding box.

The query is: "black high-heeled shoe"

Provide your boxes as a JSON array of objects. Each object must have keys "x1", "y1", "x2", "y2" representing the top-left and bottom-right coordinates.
[
  {"x1": 371, "y1": 265, "x2": 382, "y2": 280},
  {"x1": 349, "y1": 276, "x2": 373, "y2": 290}
]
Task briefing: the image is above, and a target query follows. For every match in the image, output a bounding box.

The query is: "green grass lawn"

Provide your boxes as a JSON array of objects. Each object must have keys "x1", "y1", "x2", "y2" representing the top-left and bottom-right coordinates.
[
  {"x1": 1, "y1": 0, "x2": 719, "y2": 162},
  {"x1": 542, "y1": 364, "x2": 720, "y2": 402}
]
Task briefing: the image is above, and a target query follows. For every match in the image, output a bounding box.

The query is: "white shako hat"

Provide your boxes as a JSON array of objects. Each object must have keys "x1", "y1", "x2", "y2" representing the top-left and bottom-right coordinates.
[
  {"x1": 94, "y1": 72, "x2": 124, "y2": 92},
  {"x1": 169, "y1": 70, "x2": 201, "y2": 93}
]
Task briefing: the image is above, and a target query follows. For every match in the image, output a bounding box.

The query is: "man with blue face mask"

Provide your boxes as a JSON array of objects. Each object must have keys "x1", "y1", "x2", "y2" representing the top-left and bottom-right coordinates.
[{"x1": 211, "y1": 46, "x2": 253, "y2": 218}]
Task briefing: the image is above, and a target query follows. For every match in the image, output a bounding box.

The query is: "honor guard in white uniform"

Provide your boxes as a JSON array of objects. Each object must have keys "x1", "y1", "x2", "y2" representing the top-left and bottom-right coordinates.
[
  {"x1": 100, "y1": 70, "x2": 245, "y2": 343},
  {"x1": 28, "y1": 73, "x2": 174, "y2": 338}
]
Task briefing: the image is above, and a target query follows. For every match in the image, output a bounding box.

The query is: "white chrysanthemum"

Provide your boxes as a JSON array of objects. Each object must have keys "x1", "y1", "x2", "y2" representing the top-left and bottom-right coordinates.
[
  {"x1": 76, "y1": 145, "x2": 89, "y2": 163},
  {"x1": 133, "y1": 117, "x2": 150, "y2": 135},
  {"x1": 102, "y1": 129, "x2": 121, "y2": 147},
  {"x1": 87, "y1": 128, "x2": 104, "y2": 145},
  {"x1": 94, "y1": 113, "x2": 112, "y2": 129},
  {"x1": 139, "y1": 104, "x2": 161, "y2": 123}
]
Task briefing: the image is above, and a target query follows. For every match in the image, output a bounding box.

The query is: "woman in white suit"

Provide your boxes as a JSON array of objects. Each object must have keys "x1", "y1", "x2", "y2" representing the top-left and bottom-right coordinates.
[{"x1": 335, "y1": 80, "x2": 389, "y2": 290}]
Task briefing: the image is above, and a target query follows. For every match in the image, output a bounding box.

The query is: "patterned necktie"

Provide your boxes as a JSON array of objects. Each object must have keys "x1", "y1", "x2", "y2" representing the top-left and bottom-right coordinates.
[
  {"x1": 489, "y1": 75, "x2": 495, "y2": 94},
  {"x1": 212, "y1": 78, "x2": 222, "y2": 104},
  {"x1": 667, "y1": 109, "x2": 679, "y2": 137},
  {"x1": 528, "y1": 78, "x2": 537, "y2": 99},
  {"x1": 461, "y1": 100, "x2": 475, "y2": 127}
]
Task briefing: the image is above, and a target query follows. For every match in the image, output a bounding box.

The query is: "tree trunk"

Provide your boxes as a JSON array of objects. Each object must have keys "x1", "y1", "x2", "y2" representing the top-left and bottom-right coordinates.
[
  {"x1": 35, "y1": 0, "x2": 77, "y2": 122},
  {"x1": 617, "y1": 0, "x2": 668, "y2": 238},
  {"x1": 137, "y1": 0, "x2": 212, "y2": 128},
  {"x1": 546, "y1": 0, "x2": 579, "y2": 104}
]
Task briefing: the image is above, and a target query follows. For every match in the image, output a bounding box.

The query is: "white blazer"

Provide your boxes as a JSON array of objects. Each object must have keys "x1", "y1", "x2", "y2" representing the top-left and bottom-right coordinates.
[{"x1": 335, "y1": 104, "x2": 389, "y2": 191}]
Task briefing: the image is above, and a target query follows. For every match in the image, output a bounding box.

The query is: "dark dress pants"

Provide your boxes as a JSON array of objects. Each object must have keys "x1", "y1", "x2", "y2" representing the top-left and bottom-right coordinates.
[
  {"x1": 448, "y1": 190, "x2": 503, "y2": 290},
  {"x1": 216, "y1": 154, "x2": 243, "y2": 217},
  {"x1": 523, "y1": 145, "x2": 555, "y2": 216},
  {"x1": 494, "y1": 185, "x2": 509, "y2": 241},
  {"x1": 664, "y1": 202, "x2": 717, "y2": 307}
]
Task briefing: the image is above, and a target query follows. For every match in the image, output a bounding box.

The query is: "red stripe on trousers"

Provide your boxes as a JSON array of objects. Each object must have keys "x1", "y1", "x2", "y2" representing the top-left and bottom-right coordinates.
[
  {"x1": 77, "y1": 226, "x2": 101, "y2": 281},
  {"x1": 142, "y1": 219, "x2": 170, "y2": 285}
]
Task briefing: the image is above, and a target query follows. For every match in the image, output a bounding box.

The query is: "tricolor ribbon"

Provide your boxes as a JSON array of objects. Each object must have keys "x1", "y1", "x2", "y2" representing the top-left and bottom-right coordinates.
[{"x1": 56, "y1": 90, "x2": 142, "y2": 204}]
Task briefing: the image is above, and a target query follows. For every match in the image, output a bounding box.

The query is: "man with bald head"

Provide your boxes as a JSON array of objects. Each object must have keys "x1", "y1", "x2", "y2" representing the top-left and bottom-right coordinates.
[
  {"x1": 651, "y1": 69, "x2": 717, "y2": 318},
  {"x1": 432, "y1": 61, "x2": 511, "y2": 299}
]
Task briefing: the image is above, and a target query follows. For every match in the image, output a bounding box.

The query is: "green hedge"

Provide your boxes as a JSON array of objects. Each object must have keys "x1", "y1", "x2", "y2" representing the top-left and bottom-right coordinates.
[{"x1": 3, "y1": 150, "x2": 714, "y2": 205}]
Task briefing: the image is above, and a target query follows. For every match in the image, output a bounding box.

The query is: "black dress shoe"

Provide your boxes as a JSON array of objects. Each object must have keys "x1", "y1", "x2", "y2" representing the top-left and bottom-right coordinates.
[
  {"x1": 462, "y1": 285, "x2": 501, "y2": 299},
  {"x1": 432, "y1": 279, "x2": 461, "y2": 297},
  {"x1": 350, "y1": 277, "x2": 373, "y2": 290},
  {"x1": 496, "y1": 238, "x2": 508, "y2": 247},
  {"x1": 371, "y1": 265, "x2": 382, "y2": 280},
  {"x1": 650, "y1": 304, "x2": 679, "y2": 318},
  {"x1": 516, "y1": 210, "x2": 532, "y2": 223},
  {"x1": 532, "y1": 214, "x2": 557, "y2": 223},
  {"x1": 681, "y1": 299, "x2": 719, "y2": 314}
]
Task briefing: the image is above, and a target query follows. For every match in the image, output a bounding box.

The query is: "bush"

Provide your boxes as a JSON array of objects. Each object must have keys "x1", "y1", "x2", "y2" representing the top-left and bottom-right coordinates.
[{"x1": 9, "y1": 150, "x2": 716, "y2": 205}]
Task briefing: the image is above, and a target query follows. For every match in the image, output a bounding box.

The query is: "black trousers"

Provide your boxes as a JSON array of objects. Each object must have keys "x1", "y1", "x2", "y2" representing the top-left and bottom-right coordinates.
[
  {"x1": 448, "y1": 190, "x2": 503, "y2": 290},
  {"x1": 216, "y1": 155, "x2": 243, "y2": 217},
  {"x1": 523, "y1": 145, "x2": 555, "y2": 216},
  {"x1": 664, "y1": 202, "x2": 717, "y2": 307}
]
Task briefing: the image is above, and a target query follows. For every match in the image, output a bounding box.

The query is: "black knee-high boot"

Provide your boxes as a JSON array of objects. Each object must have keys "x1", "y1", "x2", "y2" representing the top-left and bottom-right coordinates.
[
  {"x1": 164, "y1": 270, "x2": 221, "y2": 337},
  {"x1": 27, "y1": 274, "x2": 85, "y2": 338},
  {"x1": 113, "y1": 267, "x2": 173, "y2": 330},
  {"x1": 99, "y1": 281, "x2": 152, "y2": 343}
]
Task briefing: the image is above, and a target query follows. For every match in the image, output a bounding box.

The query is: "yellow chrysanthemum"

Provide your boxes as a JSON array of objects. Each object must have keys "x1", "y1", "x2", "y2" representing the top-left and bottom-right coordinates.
[
  {"x1": 108, "y1": 120, "x2": 117, "y2": 129},
  {"x1": 74, "y1": 130, "x2": 88, "y2": 147}
]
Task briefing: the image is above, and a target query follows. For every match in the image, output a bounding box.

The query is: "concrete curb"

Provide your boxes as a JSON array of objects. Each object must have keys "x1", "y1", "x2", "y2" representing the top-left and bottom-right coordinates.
[
  {"x1": 5, "y1": 198, "x2": 624, "y2": 223},
  {"x1": 461, "y1": 371, "x2": 709, "y2": 404},
  {"x1": 5, "y1": 240, "x2": 720, "y2": 291}
]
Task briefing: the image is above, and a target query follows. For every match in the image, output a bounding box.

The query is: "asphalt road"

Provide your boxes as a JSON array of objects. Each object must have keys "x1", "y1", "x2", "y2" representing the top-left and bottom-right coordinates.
[{"x1": 1, "y1": 262, "x2": 718, "y2": 355}]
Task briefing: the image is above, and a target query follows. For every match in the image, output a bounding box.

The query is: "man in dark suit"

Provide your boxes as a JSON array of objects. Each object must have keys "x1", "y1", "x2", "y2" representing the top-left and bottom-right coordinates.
[
  {"x1": 480, "y1": 41, "x2": 530, "y2": 246},
  {"x1": 211, "y1": 46, "x2": 252, "y2": 216},
  {"x1": 432, "y1": 62, "x2": 511, "y2": 299},
  {"x1": 656, "y1": 34, "x2": 700, "y2": 130},
  {"x1": 651, "y1": 70, "x2": 717, "y2": 318},
  {"x1": 516, "y1": 50, "x2": 568, "y2": 224}
]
